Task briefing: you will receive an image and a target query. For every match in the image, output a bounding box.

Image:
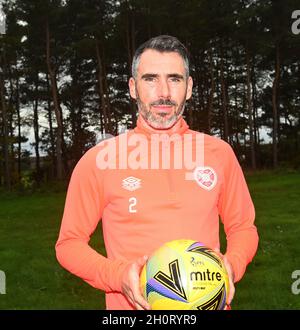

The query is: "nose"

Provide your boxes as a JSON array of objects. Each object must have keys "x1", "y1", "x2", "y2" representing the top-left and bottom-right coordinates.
[{"x1": 157, "y1": 78, "x2": 170, "y2": 99}]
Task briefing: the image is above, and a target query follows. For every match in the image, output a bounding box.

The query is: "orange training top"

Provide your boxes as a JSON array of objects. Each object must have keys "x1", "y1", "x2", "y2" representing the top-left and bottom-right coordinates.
[{"x1": 55, "y1": 117, "x2": 259, "y2": 310}]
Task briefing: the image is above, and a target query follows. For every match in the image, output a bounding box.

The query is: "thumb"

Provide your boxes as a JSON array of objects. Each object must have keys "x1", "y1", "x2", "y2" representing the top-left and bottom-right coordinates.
[
  {"x1": 214, "y1": 247, "x2": 220, "y2": 254},
  {"x1": 213, "y1": 248, "x2": 223, "y2": 258},
  {"x1": 136, "y1": 255, "x2": 148, "y2": 268}
]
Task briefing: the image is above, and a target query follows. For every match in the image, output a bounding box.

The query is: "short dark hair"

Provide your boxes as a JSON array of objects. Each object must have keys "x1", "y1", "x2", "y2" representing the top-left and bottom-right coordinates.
[{"x1": 132, "y1": 35, "x2": 190, "y2": 78}]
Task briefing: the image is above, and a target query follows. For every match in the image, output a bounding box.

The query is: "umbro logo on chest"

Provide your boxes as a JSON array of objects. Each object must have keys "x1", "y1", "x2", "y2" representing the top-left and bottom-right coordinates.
[{"x1": 122, "y1": 176, "x2": 142, "y2": 191}]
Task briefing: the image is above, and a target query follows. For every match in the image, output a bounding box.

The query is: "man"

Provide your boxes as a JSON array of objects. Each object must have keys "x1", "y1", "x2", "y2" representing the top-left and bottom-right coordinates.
[{"x1": 55, "y1": 35, "x2": 259, "y2": 310}]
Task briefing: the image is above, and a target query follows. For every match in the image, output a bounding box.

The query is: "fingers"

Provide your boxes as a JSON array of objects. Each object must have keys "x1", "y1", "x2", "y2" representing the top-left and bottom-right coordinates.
[
  {"x1": 132, "y1": 278, "x2": 151, "y2": 310},
  {"x1": 127, "y1": 289, "x2": 149, "y2": 310},
  {"x1": 134, "y1": 256, "x2": 151, "y2": 310},
  {"x1": 121, "y1": 255, "x2": 151, "y2": 310},
  {"x1": 223, "y1": 256, "x2": 235, "y2": 305},
  {"x1": 213, "y1": 249, "x2": 235, "y2": 306}
]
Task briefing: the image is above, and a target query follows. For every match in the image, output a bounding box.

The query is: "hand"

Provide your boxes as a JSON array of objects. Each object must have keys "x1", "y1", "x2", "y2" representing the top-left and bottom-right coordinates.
[
  {"x1": 121, "y1": 255, "x2": 151, "y2": 310},
  {"x1": 223, "y1": 255, "x2": 235, "y2": 306},
  {"x1": 214, "y1": 249, "x2": 235, "y2": 307}
]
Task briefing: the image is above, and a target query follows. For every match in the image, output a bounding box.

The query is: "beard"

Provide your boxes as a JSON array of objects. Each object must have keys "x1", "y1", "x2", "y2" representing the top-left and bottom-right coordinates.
[{"x1": 136, "y1": 92, "x2": 187, "y2": 130}]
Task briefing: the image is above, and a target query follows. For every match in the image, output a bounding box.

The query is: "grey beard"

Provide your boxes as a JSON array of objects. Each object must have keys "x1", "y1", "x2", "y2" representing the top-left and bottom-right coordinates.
[{"x1": 137, "y1": 98, "x2": 186, "y2": 129}]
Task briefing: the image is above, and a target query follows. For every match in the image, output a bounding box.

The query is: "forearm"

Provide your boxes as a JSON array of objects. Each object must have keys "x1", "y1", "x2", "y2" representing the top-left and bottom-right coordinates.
[
  {"x1": 224, "y1": 226, "x2": 259, "y2": 282},
  {"x1": 55, "y1": 237, "x2": 130, "y2": 293}
]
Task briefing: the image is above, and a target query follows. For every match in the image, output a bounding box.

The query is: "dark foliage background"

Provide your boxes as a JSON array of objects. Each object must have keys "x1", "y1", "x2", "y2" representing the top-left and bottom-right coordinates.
[{"x1": 0, "y1": 0, "x2": 300, "y2": 188}]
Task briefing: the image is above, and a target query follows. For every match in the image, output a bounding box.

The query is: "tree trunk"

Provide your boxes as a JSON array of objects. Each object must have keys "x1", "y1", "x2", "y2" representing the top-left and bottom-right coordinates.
[
  {"x1": 95, "y1": 38, "x2": 112, "y2": 135},
  {"x1": 246, "y1": 48, "x2": 256, "y2": 170},
  {"x1": 46, "y1": 21, "x2": 63, "y2": 180},
  {"x1": 207, "y1": 48, "x2": 215, "y2": 134},
  {"x1": 33, "y1": 75, "x2": 41, "y2": 182},
  {"x1": 16, "y1": 77, "x2": 21, "y2": 181},
  {"x1": 215, "y1": 68, "x2": 223, "y2": 138},
  {"x1": 220, "y1": 43, "x2": 229, "y2": 142},
  {"x1": 125, "y1": 4, "x2": 137, "y2": 128},
  {"x1": 46, "y1": 72, "x2": 55, "y2": 179},
  {"x1": 7, "y1": 64, "x2": 16, "y2": 178},
  {"x1": 272, "y1": 45, "x2": 280, "y2": 168},
  {"x1": 242, "y1": 83, "x2": 247, "y2": 149},
  {"x1": 251, "y1": 57, "x2": 260, "y2": 167},
  {"x1": 194, "y1": 55, "x2": 202, "y2": 132},
  {"x1": 234, "y1": 70, "x2": 241, "y2": 153},
  {"x1": 196, "y1": 53, "x2": 204, "y2": 131},
  {"x1": 102, "y1": 49, "x2": 114, "y2": 134},
  {"x1": 0, "y1": 54, "x2": 11, "y2": 190}
]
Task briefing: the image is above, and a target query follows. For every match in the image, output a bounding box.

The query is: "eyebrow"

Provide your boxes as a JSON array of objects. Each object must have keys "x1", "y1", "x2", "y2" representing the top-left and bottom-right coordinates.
[{"x1": 141, "y1": 73, "x2": 185, "y2": 80}]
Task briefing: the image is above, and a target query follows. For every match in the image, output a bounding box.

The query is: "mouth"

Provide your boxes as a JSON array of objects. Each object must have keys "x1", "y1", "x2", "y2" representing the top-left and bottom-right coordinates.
[{"x1": 151, "y1": 105, "x2": 173, "y2": 116}]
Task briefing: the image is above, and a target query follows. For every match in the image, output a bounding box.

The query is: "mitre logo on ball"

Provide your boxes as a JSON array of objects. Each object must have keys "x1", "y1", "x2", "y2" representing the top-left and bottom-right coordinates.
[{"x1": 140, "y1": 239, "x2": 229, "y2": 310}]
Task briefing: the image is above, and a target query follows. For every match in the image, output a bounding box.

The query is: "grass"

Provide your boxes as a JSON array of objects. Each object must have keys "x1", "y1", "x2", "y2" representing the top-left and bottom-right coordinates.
[
  {"x1": 229, "y1": 170, "x2": 300, "y2": 309},
  {"x1": 0, "y1": 170, "x2": 300, "y2": 310},
  {"x1": 0, "y1": 189, "x2": 105, "y2": 309}
]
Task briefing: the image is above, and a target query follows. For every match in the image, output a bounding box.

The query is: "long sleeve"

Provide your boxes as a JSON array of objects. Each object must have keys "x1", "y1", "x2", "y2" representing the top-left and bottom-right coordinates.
[
  {"x1": 55, "y1": 147, "x2": 130, "y2": 293},
  {"x1": 217, "y1": 143, "x2": 259, "y2": 283}
]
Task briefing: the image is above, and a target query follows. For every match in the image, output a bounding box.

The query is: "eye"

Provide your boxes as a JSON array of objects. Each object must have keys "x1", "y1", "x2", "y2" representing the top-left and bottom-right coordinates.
[
  {"x1": 169, "y1": 77, "x2": 181, "y2": 83},
  {"x1": 143, "y1": 76, "x2": 156, "y2": 82}
]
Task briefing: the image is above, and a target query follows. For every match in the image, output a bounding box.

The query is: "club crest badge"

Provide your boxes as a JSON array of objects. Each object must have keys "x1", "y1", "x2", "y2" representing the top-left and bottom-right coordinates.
[{"x1": 193, "y1": 166, "x2": 217, "y2": 191}]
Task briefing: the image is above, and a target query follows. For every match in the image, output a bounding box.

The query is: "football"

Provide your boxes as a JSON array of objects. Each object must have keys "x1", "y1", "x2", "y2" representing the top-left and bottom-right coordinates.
[{"x1": 140, "y1": 239, "x2": 229, "y2": 310}]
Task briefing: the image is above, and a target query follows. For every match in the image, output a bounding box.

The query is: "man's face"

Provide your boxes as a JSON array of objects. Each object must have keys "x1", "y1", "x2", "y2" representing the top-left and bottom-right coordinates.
[{"x1": 129, "y1": 49, "x2": 193, "y2": 129}]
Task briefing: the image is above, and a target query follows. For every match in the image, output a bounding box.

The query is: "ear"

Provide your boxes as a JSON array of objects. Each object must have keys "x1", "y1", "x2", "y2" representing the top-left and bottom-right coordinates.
[
  {"x1": 129, "y1": 77, "x2": 137, "y2": 99},
  {"x1": 186, "y1": 76, "x2": 193, "y2": 100}
]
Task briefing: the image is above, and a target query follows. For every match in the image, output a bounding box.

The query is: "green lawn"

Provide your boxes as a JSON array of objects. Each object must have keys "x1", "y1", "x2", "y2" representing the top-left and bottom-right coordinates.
[
  {"x1": 0, "y1": 170, "x2": 300, "y2": 310},
  {"x1": 230, "y1": 170, "x2": 300, "y2": 309},
  {"x1": 0, "y1": 188, "x2": 105, "y2": 309}
]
